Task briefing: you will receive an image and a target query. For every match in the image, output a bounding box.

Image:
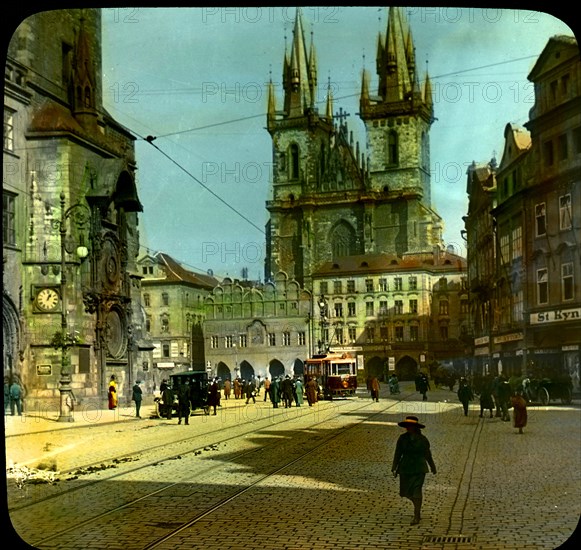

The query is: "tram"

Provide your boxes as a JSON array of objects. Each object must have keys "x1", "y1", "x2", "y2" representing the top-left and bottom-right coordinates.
[{"x1": 304, "y1": 352, "x2": 358, "y2": 399}]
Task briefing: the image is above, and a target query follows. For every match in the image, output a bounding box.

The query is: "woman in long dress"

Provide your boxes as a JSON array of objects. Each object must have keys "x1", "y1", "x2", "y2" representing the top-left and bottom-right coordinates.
[{"x1": 108, "y1": 375, "x2": 118, "y2": 410}]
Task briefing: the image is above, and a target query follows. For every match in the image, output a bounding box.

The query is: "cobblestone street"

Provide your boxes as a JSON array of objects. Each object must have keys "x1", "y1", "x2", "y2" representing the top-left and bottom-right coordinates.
[{"x1": 4, "y1": 384, "x2": 581, "y2": 549}]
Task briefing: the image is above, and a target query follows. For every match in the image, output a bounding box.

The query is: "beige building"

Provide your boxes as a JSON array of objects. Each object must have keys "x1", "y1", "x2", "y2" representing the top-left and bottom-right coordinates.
[
  {"x1": 4, "y1": 9, "x2": 145, "y2": 405},
  {"x1": 204, "y1": 272, "x2": 312, "y2": 382},
  {"x1": 311, "y1": 251, "x2": 470, "y2": 380},
  {"x1": 138, "y1": 252, "x2": 218, "y2": 390}
]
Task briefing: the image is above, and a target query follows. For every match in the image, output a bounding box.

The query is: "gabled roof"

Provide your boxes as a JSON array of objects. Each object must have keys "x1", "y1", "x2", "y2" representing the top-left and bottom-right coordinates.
[
  {"x1": 527, "y1": 35, "x2": 578, "y2": 81},
  {"x1": 498, "y1": 123, "x2": 531, "y2": 171}
]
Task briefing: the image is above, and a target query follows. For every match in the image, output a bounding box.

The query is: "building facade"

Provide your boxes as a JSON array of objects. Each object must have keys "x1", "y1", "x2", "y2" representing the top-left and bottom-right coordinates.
[
  {"x1": 265, "y1": 7, "x2": 443, "y2": 288},
  {"x1": 464, "y1": 35, "x2": 580, "y2": 389},
  {"x1": 204, "y1": 272, "x2": 312, "y2": 382},
  {"x1": 3, "y1": 9, "x2": 145, "y2": 405},
  {"x1": 311, "y1": 251, "x2": 470, "y2": 381},
  {"x1": 137, "y1": 252, "x2": 218, "y2": 391}
]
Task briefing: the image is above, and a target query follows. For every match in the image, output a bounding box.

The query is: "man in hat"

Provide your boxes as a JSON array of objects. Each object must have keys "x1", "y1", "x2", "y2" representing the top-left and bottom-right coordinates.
[
  {"x1": 131, "y1": 380, "x2": 143, "y2": 418},
  {"x1": 391, "y1": 416, "x2": 437, "y2": 525}
]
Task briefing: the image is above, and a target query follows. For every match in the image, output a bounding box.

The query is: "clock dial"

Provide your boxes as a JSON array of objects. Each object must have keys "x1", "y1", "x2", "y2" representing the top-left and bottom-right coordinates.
[{"x1": 37, "y1": 288, "x2": 59, "y2": 311}]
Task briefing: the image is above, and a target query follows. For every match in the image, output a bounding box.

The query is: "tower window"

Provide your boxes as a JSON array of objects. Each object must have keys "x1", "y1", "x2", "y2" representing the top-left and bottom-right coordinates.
[
  {"x1": 290, "y1": 144, "x2": 299, "y2": 179},
  {"x1": 387, "y1": 130, "x2": 398, "y2": 165}
]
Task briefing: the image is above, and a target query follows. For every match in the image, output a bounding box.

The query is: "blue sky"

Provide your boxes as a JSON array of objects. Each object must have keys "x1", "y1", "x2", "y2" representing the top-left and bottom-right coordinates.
[{"x1": 101, "y1": 6, "x2": 574, "y2": 279}]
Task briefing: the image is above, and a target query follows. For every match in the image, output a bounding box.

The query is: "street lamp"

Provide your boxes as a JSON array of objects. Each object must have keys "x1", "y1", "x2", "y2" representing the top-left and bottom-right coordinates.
[
  {"x1": 57, "y1": 191, "x2": 90, "y2": 422},
  {"x1": 233, "y1": 343, "x2": 239, "y2": 379}
]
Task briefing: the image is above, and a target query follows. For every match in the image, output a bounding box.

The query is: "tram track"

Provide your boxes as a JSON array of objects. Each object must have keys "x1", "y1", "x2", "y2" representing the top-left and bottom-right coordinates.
[{"x1": 11, "y1": 394, "x2": 416, "y2": 549}]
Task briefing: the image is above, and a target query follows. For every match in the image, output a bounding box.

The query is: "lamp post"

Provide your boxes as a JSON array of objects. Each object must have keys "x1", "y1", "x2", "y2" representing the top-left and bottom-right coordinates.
[
  {"x1": 233, "y1": 343, "x2": 239, "y2": 379},
  {"x1": 57, "y1": 192, "x2": 90, "y2": 422}
]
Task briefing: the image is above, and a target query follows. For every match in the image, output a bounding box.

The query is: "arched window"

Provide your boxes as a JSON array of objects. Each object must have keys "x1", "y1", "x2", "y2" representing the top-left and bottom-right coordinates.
[
  {"x1": 290, "y1": 144, "x2": 300, "y2": 180},
  {"x1": 387, "y1": 130, "x2": 398, "y2": 165},
  {"x1": 330, "y1": 221, "x2": 357, "y2": 259}
]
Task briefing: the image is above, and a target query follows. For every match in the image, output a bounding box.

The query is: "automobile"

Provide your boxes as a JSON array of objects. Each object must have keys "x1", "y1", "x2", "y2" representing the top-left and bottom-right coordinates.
[{"x1": 154, "y1": 371, "x2": 210, "y2": 418}]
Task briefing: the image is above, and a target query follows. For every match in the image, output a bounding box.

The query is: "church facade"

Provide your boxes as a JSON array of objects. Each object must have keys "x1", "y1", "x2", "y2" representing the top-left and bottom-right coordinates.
[{"x1": 265, "y1": 7, "x2": 444, "y2": 289}]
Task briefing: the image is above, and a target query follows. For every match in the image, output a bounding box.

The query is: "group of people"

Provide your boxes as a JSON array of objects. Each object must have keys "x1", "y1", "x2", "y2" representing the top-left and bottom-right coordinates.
[
  {"x1": 4, "y1": 377, "x2": 25, "y2": 416},
  {"x1": 456, "y1": 374, "x2": 528, "y2": 434}
]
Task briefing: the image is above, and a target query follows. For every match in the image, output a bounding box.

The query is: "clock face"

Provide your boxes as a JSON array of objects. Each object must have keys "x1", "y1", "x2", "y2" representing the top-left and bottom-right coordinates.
[{"x1": 37, "y1": 288, "x2": 60, "y2": 311}]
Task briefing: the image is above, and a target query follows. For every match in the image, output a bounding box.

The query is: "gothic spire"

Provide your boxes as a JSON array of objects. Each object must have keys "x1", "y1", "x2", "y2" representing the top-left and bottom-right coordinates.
[{"x1": 71, "y1": 15, "x2": 97, "y2": 127}]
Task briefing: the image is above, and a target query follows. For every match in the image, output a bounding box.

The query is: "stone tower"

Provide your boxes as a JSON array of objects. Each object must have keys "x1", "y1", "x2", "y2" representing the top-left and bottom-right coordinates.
[{"x1": 265, "y1": 8, "x2": 443, "y2": 288}]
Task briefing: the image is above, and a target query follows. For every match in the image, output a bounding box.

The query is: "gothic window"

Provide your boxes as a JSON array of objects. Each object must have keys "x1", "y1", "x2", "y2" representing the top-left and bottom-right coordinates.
[
  {"x1": 537, "y1": 267, "x2": 548, "y2": 304},
  {"x1": 387, "y1": 130, "x2": 398, "y2": 165},
  {"x1": 330, "y1": 221, "x2": 356, "y2": 259},
  {"x1": 4, "y1": 110, "x2": 14, "y2": 152},
  {"x1": 290, "y1": 144, "x2": 300, "y2": 180},
  {"x1": 3, "y1": 192, "x2": 16, "y2": 246},
  {"x1": 143, "y1": 293, "x2": 150, "y2": 307}
]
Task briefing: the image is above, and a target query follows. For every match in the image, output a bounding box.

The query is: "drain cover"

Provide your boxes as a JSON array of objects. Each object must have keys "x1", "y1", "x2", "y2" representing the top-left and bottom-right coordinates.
[{"x1": 423, "y1": 535, "x2": 474, "y2": 544}]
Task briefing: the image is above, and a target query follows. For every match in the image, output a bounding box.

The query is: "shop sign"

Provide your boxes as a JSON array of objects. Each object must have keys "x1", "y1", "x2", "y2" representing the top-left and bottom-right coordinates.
[
  {"x1": 388, "y1": 357, "x2": 395, "y2": 371},
  {"x1": 493, "y1": 332, "x2": 523, "y2": 344},
  {"x1": 474, "y1": 336, "x2": 489, "y2": 346},
  {"x1": 357, "y1": 355, "x2": 365, "y2": 371},
  {"x1": 530, "y1": 307, "x2": 581, "y2": 324},
  {"x1": 562, "y1": 345, "x2": 579, "y2": 351},
  {"x1": 156, "y1": 362, "x2": 175, "y2": 369}
]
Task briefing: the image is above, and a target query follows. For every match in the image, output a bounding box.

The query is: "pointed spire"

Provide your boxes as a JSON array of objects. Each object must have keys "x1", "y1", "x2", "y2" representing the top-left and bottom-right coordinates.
[
  {"x1": 378, "y1": 6, "x2": 412, "y2": 102},
  {"x1": 424, "y1": 72, "x2": 433, "y2": 111},
  {"x1": 267, "y1": 77, "x2": 276, "y2": 122},
  {"x1": 325, "y1": 76, "x2": 334, "y2": 121},
  {"x1": 360, "y1": 68, "x2": 370, "y2": 111}
]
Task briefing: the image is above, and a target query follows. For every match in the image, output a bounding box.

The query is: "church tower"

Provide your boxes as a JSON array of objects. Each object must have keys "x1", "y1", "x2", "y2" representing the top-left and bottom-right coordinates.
[
  {"x1": 265, "y1": 8, "x2": 443, "y2": 288},
  {"x1": 265, "y1": 9, "x2": 367, "y2": 287},
  {"x1": 359, "y1": 7, "x2": 443, "y2": 255}
]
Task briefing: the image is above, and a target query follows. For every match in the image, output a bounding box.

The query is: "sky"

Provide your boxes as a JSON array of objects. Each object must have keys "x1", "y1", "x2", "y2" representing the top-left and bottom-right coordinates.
[{"x1": 99, "y1": 6, "x2": 576, "y2": 280}]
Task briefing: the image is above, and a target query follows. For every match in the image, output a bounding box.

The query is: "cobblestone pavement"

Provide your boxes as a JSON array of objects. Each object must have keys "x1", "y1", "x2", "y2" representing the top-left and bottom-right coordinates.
[{"x1": 4, "y1": 383, "x2": 581, "y2": 550}]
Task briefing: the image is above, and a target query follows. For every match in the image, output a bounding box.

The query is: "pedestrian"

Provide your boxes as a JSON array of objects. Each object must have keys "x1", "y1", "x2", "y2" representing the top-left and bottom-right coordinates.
[
  {"x1": 132, "y1": 380, "x2": 143, "y2": 418},
  {"x1": 108, "y1": 375, "x2": 118, "y2": 410},
  {"x1": 391, "y1": 415, "x2": 437, "y2": 526},
  {"x1": 223, "y1": 378, "x2": 231, "y2": 400},
  {"x1": 162, "y1": 380, "x2": 174, "y2": 420},
  {"x1": 233, "y1": 377, "x2": 241, "y2": 399},
  {"x1": 9, "y1": 379, "x2": 23, "y2": 416},
  {"x1": 306, "y1": 376, "x2": 318, "y2": 406},
  {"x1": 389, "y1": 374, "x2": 400, "y2": 395},
  {"x1": 457, "y1": 377, "x2": 474, "y2": 416},
  {"x1": 371, "y1": 376, "x2": 380, "y2": 402},
  {"x1": 281, "y1": 375, "x2": 294, "y2": 408},
  {"x1": 511, "y1": 390, "x2": 528, "y2": 434},
  {"x1": 263, "y1": 376, "x2": 271, "y2": 402},
  {"x1": 497, "y1": 375, "x2": 512, "y2": 422},
  {"x1": 492, "y1": 374, "x2": 502, "y2": 417},
  {"x1": 271, "y1": 376, "x2": 281, "y2": 408},
  {"x1": 294, "y1": 377, "x2": 304, "y2": 407},
  {"x1": 207, "y1": 378, "x2": 220, "y2": 415},
  {"x1": 478, "y1": 375, "x2": 495, "y2": 419},
  {"x1": 417, "y1": 373, "x2": 430, "y2": 401},
  {"x1": 177, "y1": 380, "x2": 191, "y2": 425},
  {"x1": 244, "y1": 379, "x2": 256, "y2": 404}
]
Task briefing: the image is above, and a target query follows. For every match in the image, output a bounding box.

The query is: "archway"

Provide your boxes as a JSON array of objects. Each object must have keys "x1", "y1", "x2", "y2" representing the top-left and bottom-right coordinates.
[
  {"x1": 269, "y1": 359, "x2": 285, "y2": 380},
  {"x1": 239, "y1": 360, "x2": 255, "y2": 381},
  {"x1": 366, "y1": 356, "x2": 385, "y2": 381},
  {"x1": 216, "y1": 361, "x2": 231, "y2": 381},
  {"x1": 293, "y1": 358, "x2": 304, "y2": 377},
  {"x1": 397, "y1": 355, "x2": 418, "y2": 381}
]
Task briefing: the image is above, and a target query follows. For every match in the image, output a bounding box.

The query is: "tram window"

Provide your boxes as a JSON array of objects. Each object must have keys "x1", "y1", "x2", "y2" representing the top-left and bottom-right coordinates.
[{"x1": 334, "y1": 363, "x2": 352, "y2": 375}]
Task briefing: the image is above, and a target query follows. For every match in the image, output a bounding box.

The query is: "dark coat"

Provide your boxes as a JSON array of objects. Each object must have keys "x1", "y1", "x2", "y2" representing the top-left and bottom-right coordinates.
[
  {"x1": 392, "y1": 431, "x2": 436, "y2": 475},
  {"x1": 132, "y1": 384, "x2": 143, "y2": 402}
]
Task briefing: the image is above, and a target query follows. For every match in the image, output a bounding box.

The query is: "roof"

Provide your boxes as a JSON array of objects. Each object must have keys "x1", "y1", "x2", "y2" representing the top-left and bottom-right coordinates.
[
  {"x1": 147, "y1": 253, "x2": 220, "y2": 289},
  {"x1": 312, "y1": 251, "x2": 466, "y2": 277}
]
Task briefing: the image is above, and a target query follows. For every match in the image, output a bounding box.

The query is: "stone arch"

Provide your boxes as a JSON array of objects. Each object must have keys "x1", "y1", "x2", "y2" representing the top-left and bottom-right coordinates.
[
  {"x1": 330, "y1": 220, "x2": 356, "y2": 259},
  {"x1": 239, "y1": 360, "x2": 255, "y2": 381},
  {"x1": 366, "y1": 355, "x2": 385, "y2": 381},
  {"x1": 397, "y1": 355, "x2": 418, "y2": 381},
  {"x1": 293, "y1": 358, "x2": 304, "y2": 377},
  {"x1": 269, "y1": 358, "x2": 285, "y2": 379},
  {"x1": 216, "y1": 361, "x2": 231, "y2": 381},
  {"x1": 3, "y1": 294, "x2": 20, "y2": 382}
]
